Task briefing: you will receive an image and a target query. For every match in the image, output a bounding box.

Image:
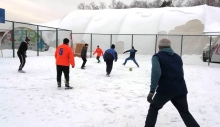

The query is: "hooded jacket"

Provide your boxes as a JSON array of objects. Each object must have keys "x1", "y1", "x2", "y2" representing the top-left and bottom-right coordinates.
[
  {"x1": 103, "y1": 48, "x2": 118, "y2": 61},
  {"x1": 150, "y1": 48, "x2": 188, "y2": 96}
]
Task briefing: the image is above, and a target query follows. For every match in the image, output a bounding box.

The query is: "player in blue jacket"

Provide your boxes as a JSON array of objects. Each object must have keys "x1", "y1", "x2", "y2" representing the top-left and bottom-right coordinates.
[
  {"x1": 123, "y1": 46, "x2": 139, "y2": 67},
  {"x1": 103, "y1": 44, "x2": 118, "y2": 77}
]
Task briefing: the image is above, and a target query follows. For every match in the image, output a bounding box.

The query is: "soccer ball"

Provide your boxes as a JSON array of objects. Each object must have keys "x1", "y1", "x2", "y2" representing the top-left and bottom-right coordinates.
[{"x1": 129, "y1": 68, "x2": 132, "y2": 71}]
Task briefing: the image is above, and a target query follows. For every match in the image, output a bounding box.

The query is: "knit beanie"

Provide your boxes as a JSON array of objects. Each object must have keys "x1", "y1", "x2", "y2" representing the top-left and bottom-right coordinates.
[{"x1": 25, "y1": 37, "x2": 30, "y2": 44}]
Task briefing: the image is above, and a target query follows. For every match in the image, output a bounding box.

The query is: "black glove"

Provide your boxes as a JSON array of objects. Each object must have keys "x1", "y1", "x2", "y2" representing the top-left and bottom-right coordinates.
[
  {"x1": 123, "y1": 52, "x2": 125, "y2": 54},
  {"x1": 147, "y1": 92, "x2": 154, "y2": 103},
  {"x1": 115, "y1": 59, "x2": 117, "y2": 62},
  {"x1": 24, "y1": 54, "x2": 27, "y2": 58}
]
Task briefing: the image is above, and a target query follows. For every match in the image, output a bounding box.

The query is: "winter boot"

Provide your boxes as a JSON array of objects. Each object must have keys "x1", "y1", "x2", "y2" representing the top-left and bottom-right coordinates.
[
  {"x1": 65, "y1": 83, "x2": 73, "y2": 89},
  {"x1": 106, "y1": 72, "x2": 110, "y2": 77},
  {"x1": 18, "y1": 69, "x2": 25, "y2": 73},
  {"x1": 58, "y1": 82, "x2": 61, "y2": 87}
]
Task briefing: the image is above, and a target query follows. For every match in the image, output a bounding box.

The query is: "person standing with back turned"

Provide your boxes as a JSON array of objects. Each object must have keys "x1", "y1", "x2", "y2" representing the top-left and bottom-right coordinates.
[
  {"x1": 144, "y1": 38, "x2": 200, "y2": 127},
  {"x1": 55, "y1": 38, "x2": 75, "y2": 89},
  {"x1": 103, "y1": 44, "x2": 118, "y2": 77},
  {"x1": 17, "y1": 37, "x2": 30, "y2": 73},
  {"x1": 81, "y1": 43, "x2": 88, "y2": 69}
]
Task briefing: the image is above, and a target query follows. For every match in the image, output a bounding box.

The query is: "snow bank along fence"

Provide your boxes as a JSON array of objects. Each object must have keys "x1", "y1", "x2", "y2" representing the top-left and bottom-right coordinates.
[
  {"x1": 0, "y1": 20, "x2": 72, "y2": 57},
  {"x1": 72, "y1": 33, "x2": 220, "y2": 63}
]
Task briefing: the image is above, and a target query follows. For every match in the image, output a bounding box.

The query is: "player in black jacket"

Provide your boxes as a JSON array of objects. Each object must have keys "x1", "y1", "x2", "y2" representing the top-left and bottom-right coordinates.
[
  {"x1": 17, "y1": 37, "x2": 30, "y2": 73},
  {"x1": 81, "y1": 43, "x2": 88, "y2": 69}
]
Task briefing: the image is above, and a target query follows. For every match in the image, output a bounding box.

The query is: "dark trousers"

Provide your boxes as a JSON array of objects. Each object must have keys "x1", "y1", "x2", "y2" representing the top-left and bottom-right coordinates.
[
  {"x1": 17, "y1": 53, "x2": 26, "y2": 70},
  {"x1": 105, "y1": 59, "x2": 113, "y2": 75},
  {"x1": 81, "y1": 57, "x2": 87, "y2": 68},
  {"x1": 96, "y1": 56, "x2": 100, "y2": 61},
  {"x1": 145, "y1": 93, "x2": 200, "y2": 127},
  {"x1": 123, "y1": 57, "x2": 139, "y2": 67},
  {"x1": 56, "y1": 65, "x2": 69, "y2": 85}
]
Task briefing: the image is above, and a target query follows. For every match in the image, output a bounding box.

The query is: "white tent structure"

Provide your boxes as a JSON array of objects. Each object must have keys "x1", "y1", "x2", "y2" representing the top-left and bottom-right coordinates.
[{"x1": 44, "y1": 5, "x2": 220, "y2": 59}]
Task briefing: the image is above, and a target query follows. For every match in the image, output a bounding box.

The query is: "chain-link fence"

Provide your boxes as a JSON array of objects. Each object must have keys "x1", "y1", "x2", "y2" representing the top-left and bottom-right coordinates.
[
  {"x1": 0, "y1": 20, "x2": 72, "y2": 57},
  {"x1": 72, "y1": 33, "x2": 220, "y2": 64}
]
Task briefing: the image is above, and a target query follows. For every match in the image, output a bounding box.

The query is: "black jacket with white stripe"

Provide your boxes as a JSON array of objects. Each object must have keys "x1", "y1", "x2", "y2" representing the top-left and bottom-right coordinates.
[{"x1": 17, "y1": 42, "x2": 28, "y2": 55}]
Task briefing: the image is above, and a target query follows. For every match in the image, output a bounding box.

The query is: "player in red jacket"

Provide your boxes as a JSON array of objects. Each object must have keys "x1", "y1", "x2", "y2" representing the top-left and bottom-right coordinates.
[{"x1": 93, "y1": 45, "x2": 103, "y2": 63}]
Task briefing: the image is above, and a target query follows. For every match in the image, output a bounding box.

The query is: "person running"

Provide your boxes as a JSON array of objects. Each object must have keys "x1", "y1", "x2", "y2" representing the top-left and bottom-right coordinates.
[
  {"x1": 81, "y1": 43, "x2": 88, "y2": 69},
  {"x1": 93, "y1": 45, "x2": 103, "y2": 63},
  {"x1": 55, "y1": 38, "x2": 75, "y2": 89},
  {"x1": 17, "y1": 37, "x2": 30, "y2": 73},
  {"x1": 144, "y1": 38, "x2": 200, "y2": 127},
  {"x1": 122, "y1": 46, "x2": 139, "y2": 67},
  {"x1": 103, "y1": 44, "x2": 118, "y2": 77}
]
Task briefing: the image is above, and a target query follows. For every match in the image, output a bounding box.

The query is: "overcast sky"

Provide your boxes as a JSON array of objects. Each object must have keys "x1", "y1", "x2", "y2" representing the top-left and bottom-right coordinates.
[{"x1": 0, "y1": 0, "x2": 146, "y2": 23}]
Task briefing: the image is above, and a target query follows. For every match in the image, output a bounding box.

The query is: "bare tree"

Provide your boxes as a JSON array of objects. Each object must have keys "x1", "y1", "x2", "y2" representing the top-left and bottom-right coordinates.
[
  {"x1": 208, "y1": 0, "x2": 220, "y2": 7},
  {"x1": 160, "y1": 0, "x2": 173, "y2": 7},
  {"x1": 130, "y1": 0, "x2": 148, "y2": 8},
  {"x1": 109, "y1": 0, "x2": 117, "y2": 9},
  {"x1": 99, "y1": 2, "x2": 107, "y2": 9},
  {"x1": 148, "y1": 0, "x2": 163, "y2": 8},
  {"x1": 85, "y1": 5, "x2": 92, "y2": 10},
  {"x1": 90, "y1": 2, "x2": 99, "y2": 10},
  {"x1": 77, "y1": 0, "x2": 220, "y2": 10},
  {"x1": 174, "y1": 0, "x2": 185, "y2": 7},
  {"x1": 78, "y1": 3, "x2": 86, "y2": 10},
  {"x1": 109, "y1": 0, "x2": 129, "y2": 9},
  {"x1": 115, "y1": 1, "x2": 127, "y2": 9}
]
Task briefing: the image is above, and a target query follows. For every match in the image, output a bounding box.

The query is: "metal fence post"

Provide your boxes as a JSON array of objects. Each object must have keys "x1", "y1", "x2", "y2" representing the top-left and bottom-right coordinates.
[
  {"x1": 155, "y1": 35, "x2": 158, "y2": 54},
  {"x1": 40, "y1": 30, "x2": 43, "y2": 52},
  {"x1": 56, "y1": 28, "x2": 58, "y2": 48},
  {"x1": 180, "y1": 35, "x2": 183, "y2": 57},
  {"x1": 132, "y1": 34, "x2": 134, "y2": 47},
  {"x1": 208, "y1": 35, "x2": 212, "y2": 66},
  {"x1": 110, "y1": 34, "x2": 112, "y2": 47},
  {"x1": 37, "y1": 25, "x2": 39, "y2": 56},
  {"x1": 90, "y1": 34, "x2": 92, "y2": 58},
  {"x1": 12, "y1": 21, "x2": 15, "y2": 58}
]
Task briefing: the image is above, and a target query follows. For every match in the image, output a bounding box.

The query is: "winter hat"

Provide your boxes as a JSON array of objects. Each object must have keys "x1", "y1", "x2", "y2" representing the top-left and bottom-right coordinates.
[
  {"x1": 132, "y1": 46, "x2": 134, "y2": 49},
  {"x1": 111, "y1": 44, "x2": 115, "y2": 49},
  {"x1": 159, "y1": 38, "x2": 171, "y2": 47},
  {"x1": 63, "y1": 38, "x2": 69, "y2": 44},
  {"x1": 25, "y1": 37, "x2": 30, "y2": 44}
]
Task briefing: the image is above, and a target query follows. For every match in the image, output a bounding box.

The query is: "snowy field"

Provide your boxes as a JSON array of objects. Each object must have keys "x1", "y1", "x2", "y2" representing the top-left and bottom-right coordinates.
[{"x1": 0, "y1": 49, "x2": 220, "y2": 127}]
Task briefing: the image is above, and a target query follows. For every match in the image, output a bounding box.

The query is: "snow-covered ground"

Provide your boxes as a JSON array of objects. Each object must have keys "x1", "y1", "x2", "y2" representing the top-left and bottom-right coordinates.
[{"x1": 0, "y1": 49, "x2": 220, "y2": 127}]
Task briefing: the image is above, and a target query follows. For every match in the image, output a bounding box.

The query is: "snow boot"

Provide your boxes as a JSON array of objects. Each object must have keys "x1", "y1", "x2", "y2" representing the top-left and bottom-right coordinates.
[
  {"x1": 65, "y1": 83, "x2": 73, "y2": 89},
  {"x1": 57, "y1": 82, "x2": 61, "y2": 89}
]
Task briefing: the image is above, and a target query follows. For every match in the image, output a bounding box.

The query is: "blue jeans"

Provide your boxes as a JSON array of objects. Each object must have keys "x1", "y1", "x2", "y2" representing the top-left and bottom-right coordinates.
[{"x1": 123, "y1": 57, "x2": 139, "y2": 67}]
